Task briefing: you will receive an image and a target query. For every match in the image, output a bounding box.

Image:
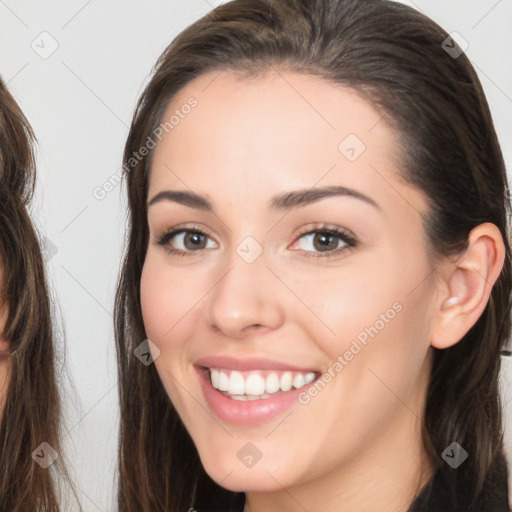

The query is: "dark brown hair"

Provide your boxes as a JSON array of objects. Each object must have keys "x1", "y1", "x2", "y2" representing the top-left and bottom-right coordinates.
[
  {"x1": 0, "y1": 78, "x2": 77, "y2": 511},
  {"x1": 115, "y1": 1, "x2": 512, "y2": 510}
]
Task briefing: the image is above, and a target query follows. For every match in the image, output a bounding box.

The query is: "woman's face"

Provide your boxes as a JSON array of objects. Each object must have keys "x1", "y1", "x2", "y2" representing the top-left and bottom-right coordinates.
[{"x1": 141, "y1": 69, "x2": 438, "y2": 493}]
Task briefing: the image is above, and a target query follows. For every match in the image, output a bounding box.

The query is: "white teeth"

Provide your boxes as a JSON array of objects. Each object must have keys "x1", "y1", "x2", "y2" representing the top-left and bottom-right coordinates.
[
  {"x1": 280, "y1": 372, "x2": 293, "y2": 391},
  {"x1": 305, "y1": 372, "x2": 315, "y2": 385},
  {"x1": 292, "y1": 373, "x2": 305, "y2": 389},
  {"x1": 265, "y1": 373, "x2": 280, "y2": 393},
  {"x1": 230, "y1": 394, "x2": 271, "y2": 401},
  {"x1": 209, "y1": 368, "x2": 317, "y2": 397},
  {"x1": 218, "y1": 371, "x2": 229, "y2": 391},
  {"x1": 210, "y1": 369, "x2": 219, "y2": 388},
  {"x1": 245, "y1": 373, "x2": 266, "y2": 395},
  {"x1": 229, "y1": 371, "x2": 245, "y2": 395}
]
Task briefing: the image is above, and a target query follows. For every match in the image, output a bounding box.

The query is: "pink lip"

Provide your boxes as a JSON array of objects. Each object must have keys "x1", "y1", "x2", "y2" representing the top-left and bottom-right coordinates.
[
  {"x1": 194, "y1": 356, "x2": 320, "y2": 426},
  {"x1": 194, "y1": 355, "x2": 317, "y2": 373}
]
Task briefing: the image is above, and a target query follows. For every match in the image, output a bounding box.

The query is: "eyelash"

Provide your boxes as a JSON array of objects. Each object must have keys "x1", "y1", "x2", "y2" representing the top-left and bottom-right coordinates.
[{"x1": 155, "y1": 223, "x2": 358, "y2": 259}]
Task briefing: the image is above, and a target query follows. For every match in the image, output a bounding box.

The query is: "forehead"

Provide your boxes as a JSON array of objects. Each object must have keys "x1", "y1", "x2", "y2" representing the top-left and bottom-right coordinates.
[
  {"x1": 155, "y1": 68, "x2": 390, "y2": 166},
  {"x1": 148, "y1": 68, "x2": 426, "y2": 217}
]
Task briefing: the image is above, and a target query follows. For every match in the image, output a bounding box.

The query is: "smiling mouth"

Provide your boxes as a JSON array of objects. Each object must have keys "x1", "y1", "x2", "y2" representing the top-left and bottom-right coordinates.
[{"x1": 206, "y1": 367, "x2": 320, "y2": 401}]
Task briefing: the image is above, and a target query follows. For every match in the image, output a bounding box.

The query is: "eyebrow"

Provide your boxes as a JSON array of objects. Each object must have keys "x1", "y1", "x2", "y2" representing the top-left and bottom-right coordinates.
[{"x1": 147, "y1": 185, "x2": 380, "y2": 212}]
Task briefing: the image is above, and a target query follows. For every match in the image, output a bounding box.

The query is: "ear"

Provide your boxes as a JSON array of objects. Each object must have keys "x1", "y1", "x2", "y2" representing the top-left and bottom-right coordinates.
[{"x1": 430, "y1": 223, "x2": 506, "y2": 349}]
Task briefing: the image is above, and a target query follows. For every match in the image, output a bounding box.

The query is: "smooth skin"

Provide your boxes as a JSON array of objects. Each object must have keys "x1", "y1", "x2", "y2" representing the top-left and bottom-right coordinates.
[{"x1": 140, "y1": 69, "x2": 505, "y2": 512}]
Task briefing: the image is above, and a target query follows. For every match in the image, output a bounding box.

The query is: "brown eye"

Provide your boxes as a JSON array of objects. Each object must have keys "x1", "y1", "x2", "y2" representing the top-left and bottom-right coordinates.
[
  {"x1": 296, "y1": 229, "x2": 353, "y2": 255},
  {"x1": 291, "y1": 224, "x2": 358, "y2": 259},
  {"x1": 156, "y1": 228, "x2": 217, "y2": 256},
  {"x1": 311, "y1": 232, "x2": 340, "y2": 252},
  {"x1": 181, "y1": 231, "x2": 208, "y2": 250}
]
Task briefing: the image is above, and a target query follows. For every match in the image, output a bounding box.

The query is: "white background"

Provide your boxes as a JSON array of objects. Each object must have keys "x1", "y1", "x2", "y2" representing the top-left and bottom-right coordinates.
[{"x1": 1, "y1": 1, "x2": 511, "y2": 510}]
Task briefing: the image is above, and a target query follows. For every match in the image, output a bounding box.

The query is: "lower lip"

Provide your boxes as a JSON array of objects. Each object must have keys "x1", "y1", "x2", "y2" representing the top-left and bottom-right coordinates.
[{"x1": 196, "y1": 367, "x2": 313, "y2": 426}]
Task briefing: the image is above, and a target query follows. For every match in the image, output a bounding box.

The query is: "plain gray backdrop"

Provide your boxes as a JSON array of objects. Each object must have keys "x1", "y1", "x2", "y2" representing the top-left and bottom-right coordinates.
[{"x1": 1, "y1": 1, "x2": 511, "y2": 510}]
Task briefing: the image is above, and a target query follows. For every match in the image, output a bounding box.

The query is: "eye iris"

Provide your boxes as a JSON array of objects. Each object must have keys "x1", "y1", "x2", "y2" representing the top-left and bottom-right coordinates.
[
  {"x1": 185, "y1": 232, "x2": 206, "y2": 250},
  {"x1": 314, "y1": 232, "x2": 338, "y2": 252}
]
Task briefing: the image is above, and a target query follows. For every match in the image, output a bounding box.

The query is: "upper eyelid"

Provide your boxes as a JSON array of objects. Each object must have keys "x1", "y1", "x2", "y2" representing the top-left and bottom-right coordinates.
[
  {"x1": 156, "y1": 224, "x2": 352, "y2": 238},
  {"x1": 156, "y1": 223, "x2": 356, "y2": 250}
]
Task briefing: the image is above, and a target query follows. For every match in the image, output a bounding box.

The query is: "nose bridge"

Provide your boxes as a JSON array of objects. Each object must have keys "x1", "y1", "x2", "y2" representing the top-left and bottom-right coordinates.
[{"x1": 205, "y1": 242, "x2": 284, "y2": 338}]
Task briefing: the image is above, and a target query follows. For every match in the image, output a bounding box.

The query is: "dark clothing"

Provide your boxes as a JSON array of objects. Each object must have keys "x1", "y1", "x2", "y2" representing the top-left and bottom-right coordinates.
[{"x1": 407, "y1": 452, "x2": 510, "y2": 512}]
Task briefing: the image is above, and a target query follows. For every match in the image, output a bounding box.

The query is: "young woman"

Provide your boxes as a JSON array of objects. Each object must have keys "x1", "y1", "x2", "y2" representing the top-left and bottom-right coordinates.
[
  {"x1": 114, "y1": 0, "x2": 512, "y2": 510},
  {"x1": 0, "y1": 78, "x2": 76, "y2": 511}
]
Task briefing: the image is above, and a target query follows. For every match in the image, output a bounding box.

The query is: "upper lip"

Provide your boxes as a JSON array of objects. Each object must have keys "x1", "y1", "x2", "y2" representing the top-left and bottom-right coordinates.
[{"x1": 194, "y1": 355, "x2": 319, "y2": 373}]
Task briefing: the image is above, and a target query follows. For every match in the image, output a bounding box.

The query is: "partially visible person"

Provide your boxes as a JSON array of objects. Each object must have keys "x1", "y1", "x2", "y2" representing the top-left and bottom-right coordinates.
[{"x1": 0, "y1": 77, "x2": 78, "y2": 511}]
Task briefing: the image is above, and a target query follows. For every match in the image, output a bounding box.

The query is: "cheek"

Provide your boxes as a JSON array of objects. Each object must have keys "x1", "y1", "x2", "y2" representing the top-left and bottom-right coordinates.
[
  {"x1": 140, "y1": 262, "x2": 171, "y2": 342},
  {"x1": 140, "y1": 258, "x2": 194, "y2": 407},
  {"x1": 302, "y1": 247, "x2": 434, "y2": 384},
  {"x1": 291, "y1": 266, "x2": 402, "y2": 357},
  {"x1": 140, "y1": 255, "x2": 206, "y2": 355},
  {"x1": 140, "y1": 254, "x2": 195, "y2": 345}
]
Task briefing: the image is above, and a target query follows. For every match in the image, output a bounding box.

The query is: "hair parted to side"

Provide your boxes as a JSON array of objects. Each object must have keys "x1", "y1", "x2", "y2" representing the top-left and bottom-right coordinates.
[
  {"x1": 0, "y1": 78, "x2": 79, "y2": 511},
  {"x1": 115, "y1": 0, "x2": 512, "y2": 510}
]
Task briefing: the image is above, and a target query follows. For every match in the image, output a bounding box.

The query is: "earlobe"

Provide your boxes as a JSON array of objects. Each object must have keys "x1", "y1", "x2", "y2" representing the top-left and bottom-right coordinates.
[{"x1": 430, "y1": 223, "x2": 506, "y2": 350}]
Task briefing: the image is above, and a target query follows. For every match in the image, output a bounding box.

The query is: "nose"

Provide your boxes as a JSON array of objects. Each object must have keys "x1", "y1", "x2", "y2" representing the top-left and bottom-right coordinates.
[{"x1": 205, "y1": 253, "x2": 285, "y2": 340}]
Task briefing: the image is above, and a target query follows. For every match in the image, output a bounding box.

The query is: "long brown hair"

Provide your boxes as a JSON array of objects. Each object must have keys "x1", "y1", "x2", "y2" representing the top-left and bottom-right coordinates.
[
  {"x1": 115, "y1": 1, "x2": 512, "y2": 510},
  {"x1": 0, "y1": 78, "x2": 78, "y2": 511}
]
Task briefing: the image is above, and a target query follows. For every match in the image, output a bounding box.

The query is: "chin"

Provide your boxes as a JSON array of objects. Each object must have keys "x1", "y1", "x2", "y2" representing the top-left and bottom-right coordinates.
[{"x1": 198, "y1": 448, "x2": 300, "y2": 493}]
